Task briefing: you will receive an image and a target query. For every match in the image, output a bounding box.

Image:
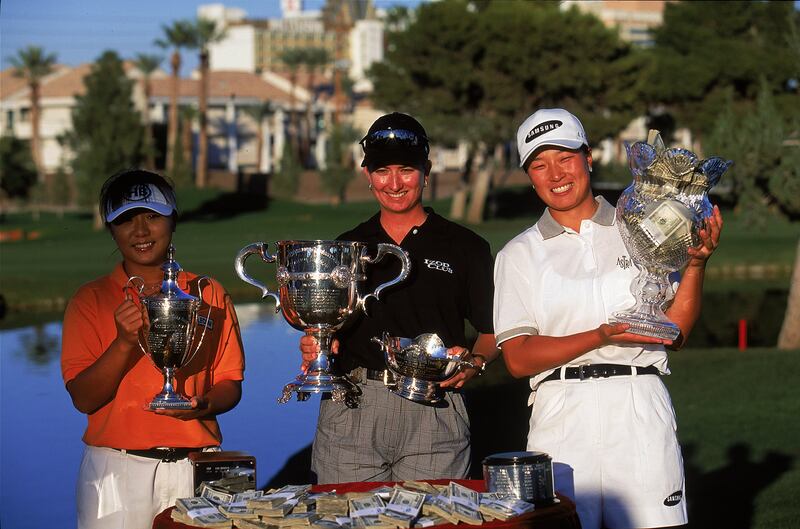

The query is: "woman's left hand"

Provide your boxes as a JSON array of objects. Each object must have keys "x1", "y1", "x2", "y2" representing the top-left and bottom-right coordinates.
[
  {"x1": 686, "y1": 205, "x2": 723, "y2": 268},
  {"x1": 439, "y1": 347, "x2": 483, "y2": 389}
]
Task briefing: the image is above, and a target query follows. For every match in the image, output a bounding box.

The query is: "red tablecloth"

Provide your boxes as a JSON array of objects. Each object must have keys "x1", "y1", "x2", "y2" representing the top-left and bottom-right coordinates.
[{"x1": 153, "y1": 479, "x2": 581, "y2": 529}]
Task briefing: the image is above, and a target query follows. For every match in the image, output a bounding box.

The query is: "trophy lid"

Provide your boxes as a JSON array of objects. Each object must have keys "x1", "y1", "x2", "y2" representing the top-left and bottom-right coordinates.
[{"x1": 153, "y1": 245, "x2": 197, "y2": 302}]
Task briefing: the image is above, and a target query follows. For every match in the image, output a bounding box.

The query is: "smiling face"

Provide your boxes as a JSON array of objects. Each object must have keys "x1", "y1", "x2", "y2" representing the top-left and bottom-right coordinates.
[
  {"x1": 526, "y1": 146, "x2": 595, "y2": 216},
  {"x1": 365, "y1": 162, "x2": 430, "y2": 216},
  {"x1": 109, "y1": 209, "x2": 174, "y2": 279}
]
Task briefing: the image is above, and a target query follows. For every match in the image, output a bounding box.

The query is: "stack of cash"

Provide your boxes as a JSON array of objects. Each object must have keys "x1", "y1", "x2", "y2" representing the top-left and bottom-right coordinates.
[
  {"x1": 171, "y1": 497, "x2": 232, "y2": 528},
  {"x1": 174, "y1": 480, "x2": 537, "y2": 529}
]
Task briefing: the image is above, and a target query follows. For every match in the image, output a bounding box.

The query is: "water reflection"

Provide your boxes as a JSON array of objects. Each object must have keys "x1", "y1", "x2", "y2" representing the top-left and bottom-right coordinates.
[{"x1": 0, "y1": 304, "x2": 319, "y2": 529}]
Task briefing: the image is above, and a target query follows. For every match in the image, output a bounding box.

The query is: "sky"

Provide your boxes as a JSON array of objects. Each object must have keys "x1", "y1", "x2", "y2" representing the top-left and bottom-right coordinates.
[{"x1": 0, "y1": 0, "x2": 421, "y2": 74}]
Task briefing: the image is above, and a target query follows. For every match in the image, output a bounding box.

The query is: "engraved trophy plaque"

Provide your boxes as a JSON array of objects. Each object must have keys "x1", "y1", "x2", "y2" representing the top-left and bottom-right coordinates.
[
  {"x1": 611, "y1": 131, "x2": 732, "y2": 340},
  {"x1": 371, "y1": 332, "x2": 478, "y2": 404},
  {"x1": 126, "y1": 245, "x2": 213, "y2": 409},
  {"x1": 234, "y1": 240, "x2": 410, "y2": 403}
]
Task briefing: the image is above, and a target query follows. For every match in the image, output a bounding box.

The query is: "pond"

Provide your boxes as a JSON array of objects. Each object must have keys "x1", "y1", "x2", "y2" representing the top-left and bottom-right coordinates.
[{"x1": 0, "y1": 304, "x2": 320, "y2": 529}]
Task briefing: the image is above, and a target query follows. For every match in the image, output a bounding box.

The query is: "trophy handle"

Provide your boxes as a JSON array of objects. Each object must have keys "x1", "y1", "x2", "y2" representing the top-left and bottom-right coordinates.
[
  {"x1": 185, "y1": 275, "x2": 215, "y2": 368},
  {"x1": 234, "y1": 242, "x2": 280, "y2": 311},
  {"x1": 123, "y1": 276, "x2": 150, "y2": 358},
  {"x1": 358, "y1": 243, "x2": 410, "y2": 314}
]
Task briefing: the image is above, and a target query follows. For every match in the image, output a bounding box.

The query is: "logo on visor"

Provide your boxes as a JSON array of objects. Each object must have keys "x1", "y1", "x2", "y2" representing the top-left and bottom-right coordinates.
[
  {"x1": 525, "y1": 120, "x2": 563, "y2": 143},
  {"x1": 125, "y1": 184, "x2": 152, "y2": 202}
]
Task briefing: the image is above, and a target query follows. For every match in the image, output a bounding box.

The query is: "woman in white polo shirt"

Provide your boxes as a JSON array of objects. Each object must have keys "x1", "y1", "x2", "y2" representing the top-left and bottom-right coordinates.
[{"x1": 493, "y1": 108, "x2": 722, "y2": 529}]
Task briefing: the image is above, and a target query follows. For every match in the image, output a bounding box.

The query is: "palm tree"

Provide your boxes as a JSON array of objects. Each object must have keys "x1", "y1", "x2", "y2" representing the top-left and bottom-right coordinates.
[
  {"x1": 9, "y1": 46, "x2": 57, "y2": 180},
  {"x1": 302, "y1": 48, "x2": 330, "y2": 167},
  {"x1": 187, "y1": 17, "x2": 227, "y2": 188},
  {"x1": 133, "y1": 53, "x2": 162, "y2": 170},
  {"x1": 155, "y1": 20, "x2": 194, "y2": 176},
  {"x1": 241, "y1": 102, "x2": 274, "y2": 173},
  {"x1": 279, "y1": 48, "x2": 307, "y2": 156}
]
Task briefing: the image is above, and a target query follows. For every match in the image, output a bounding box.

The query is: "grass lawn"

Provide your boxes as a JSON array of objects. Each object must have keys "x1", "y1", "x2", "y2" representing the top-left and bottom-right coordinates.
[
  {"x1": 466, "y1": 347, "x2": 800, "y2": 529},
  {"x1": 0, "y1": 188, "x2": 797, "y2": 329}
]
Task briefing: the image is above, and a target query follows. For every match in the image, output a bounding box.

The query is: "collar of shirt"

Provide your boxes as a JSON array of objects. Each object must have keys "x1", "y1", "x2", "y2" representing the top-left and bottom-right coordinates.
[
  {"x1": 354, "y1": 206, "x2": 444, "y2": 244},
  {"x1": 536, "y1": 196, "x2": 616, "y2": 240}
]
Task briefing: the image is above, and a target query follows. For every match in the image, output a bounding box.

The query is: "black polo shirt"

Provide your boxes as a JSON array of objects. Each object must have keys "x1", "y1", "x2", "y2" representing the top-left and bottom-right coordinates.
[{"x1": 335, "y1": 207, "x2": 494, "y2": 373}]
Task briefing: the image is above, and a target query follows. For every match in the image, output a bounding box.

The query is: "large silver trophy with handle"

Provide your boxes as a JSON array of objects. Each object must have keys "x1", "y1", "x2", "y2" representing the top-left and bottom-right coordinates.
[
  {"x1": 371, "y1": 332, "x2": 479, "y2": 404},
  {"x1": 611, "y1": 130, "x2": 732, "y2": 340},
  {"x1": 235, "y1": 240, "x2": 410, "y2": 403},
  {"x1": 125, "y1": 245, "x2": 213, "y2": 410}
]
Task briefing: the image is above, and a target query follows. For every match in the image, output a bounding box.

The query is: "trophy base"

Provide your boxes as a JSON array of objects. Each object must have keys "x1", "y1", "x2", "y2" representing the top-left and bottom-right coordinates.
[
  {"x1": 392, "y1": 375, "x2": 443, "y2": 404},
  {"x1": 278, "y1": 374, "x2": 359, "y2": 405},
  {"x1": 148, "y1": 393, "x2": 193, "y2": 410},
  {"x1": 610, "y1": 313, "x2": 680, "y2": 341}
]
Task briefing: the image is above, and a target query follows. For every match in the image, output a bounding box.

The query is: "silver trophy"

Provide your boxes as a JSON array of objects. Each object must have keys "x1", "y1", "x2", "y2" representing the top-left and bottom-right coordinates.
[
  {"x1": 611, "y1": 131, "x2": 732, "y2": 340},
  {"x1": 235, "y1": 240, "x2": 410, "y2": 403},
  {"x1": 125, "y1": 245, "x2": 213, "y2": 410},
  {"x1": 371, "y1": 332, "x2": 478, "y2": 404}
]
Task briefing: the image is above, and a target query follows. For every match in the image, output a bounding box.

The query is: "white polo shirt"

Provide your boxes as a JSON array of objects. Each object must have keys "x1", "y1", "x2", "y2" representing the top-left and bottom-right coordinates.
[{"x1": 493, "y1": 196, "x2": 670, "y2": 391}]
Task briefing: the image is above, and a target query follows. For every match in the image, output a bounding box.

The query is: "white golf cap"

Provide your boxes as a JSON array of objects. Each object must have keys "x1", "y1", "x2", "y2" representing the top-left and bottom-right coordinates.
[
  {"x1": 516, "y1": 108, "x2": 589, "y2": 167},
  {"x1": 105, "y1": 182, "x2": 176, "y2": 222}
]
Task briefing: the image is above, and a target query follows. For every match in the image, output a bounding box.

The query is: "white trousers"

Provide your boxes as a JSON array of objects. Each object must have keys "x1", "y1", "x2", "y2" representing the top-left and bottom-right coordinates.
[
  {"x1": 76, "y1": 446, "x2": 194, "y2": 529},
  {"x1": 528, "y1": 373, "x2": 688, "y2": 529}
]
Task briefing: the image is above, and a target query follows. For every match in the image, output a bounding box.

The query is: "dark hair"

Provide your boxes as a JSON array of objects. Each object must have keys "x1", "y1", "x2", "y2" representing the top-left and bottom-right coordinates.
[{"x1": 99, "y1": 169, "x2": 177, "y2": 228}]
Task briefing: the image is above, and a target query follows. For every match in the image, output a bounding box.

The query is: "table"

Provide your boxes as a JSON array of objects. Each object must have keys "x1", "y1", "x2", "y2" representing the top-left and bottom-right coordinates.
[{"x1": 153, "y1": 479, "x2": 581, "y2": 529}]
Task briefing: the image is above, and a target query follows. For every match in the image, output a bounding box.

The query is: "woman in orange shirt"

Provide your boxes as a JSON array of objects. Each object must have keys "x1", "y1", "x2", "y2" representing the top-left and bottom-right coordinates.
[{"x1": 61, "y1": 169, "x2": 245, "y2": 529}]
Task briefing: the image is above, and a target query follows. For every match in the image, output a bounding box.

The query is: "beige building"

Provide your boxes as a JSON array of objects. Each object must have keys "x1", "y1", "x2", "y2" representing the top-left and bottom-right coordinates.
[
  {"x1": 0, "y1": 62, "x2": 325, "y2": 176},
  {"x1": 560, "y1": 0, "x2": 667, "y2": 47}
]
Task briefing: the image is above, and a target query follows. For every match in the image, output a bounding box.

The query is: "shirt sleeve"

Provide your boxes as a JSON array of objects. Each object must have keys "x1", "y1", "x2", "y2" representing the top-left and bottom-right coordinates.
[
  {"x1": 465, "y1": 237, "x2": 495, "y2": 335},
  {"x1": 493, "y1": 247, "x2": 539, "y2": 347},
  {"x1": 60, "y1": 290, "x2": 104, "y2": 385},
  {"x1": 205, "y1": 281, "x2": 245, "y2": 384}
]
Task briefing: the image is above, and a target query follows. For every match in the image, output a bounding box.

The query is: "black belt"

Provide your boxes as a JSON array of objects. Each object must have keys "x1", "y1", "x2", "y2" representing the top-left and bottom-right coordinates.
[
  {"x1": 541, "y1": 364, "x2": 660, "y2": 383},
  {"x1": 115, "y1": 447, "x2": 201, "y2": 462},
  {"x1": 348, "y1": 367, "x2": 392, "y2": 384}
]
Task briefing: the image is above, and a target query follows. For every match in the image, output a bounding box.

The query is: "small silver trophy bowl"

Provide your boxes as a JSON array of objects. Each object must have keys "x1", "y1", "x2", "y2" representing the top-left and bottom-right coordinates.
[
  {"x1": 125, "y1": 245, "x2": 213, "y2": 410},
  {"x1": 611, "y1": 131, "x2": 732, "y2": 340},
  {"x1": 371, "y1": 332, "x2": 478, "y2": 404},
  {"x1": 235, "y1": 240, "x2": 410, "y2": 404}
]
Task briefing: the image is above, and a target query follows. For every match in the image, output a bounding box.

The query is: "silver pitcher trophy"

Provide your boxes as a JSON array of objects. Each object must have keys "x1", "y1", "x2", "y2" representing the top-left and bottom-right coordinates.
[
  {"x1": 611, "y1": 130, "x2": 732, "y2": 340},
  {"x1": 235, "y1": 240, "x2": 410, "y2": 403},
  {"x1": 371, "y1": 332, "x2": 479, "y2": 404},
  {"x1": 125, "y1": 245, "x2": 213, "y2": 409}
]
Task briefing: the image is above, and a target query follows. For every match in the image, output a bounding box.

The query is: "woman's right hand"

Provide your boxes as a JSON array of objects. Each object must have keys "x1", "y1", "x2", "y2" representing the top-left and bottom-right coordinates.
[
  {"x1": 114, "y1": 299, "x2": 145, "y2": 348},
  {"x1": 597, "y1": 323, "x2": 673, "y2": 347},
  {"x1": 299, "y1": 334, "x2": 340, "y2": 372}
]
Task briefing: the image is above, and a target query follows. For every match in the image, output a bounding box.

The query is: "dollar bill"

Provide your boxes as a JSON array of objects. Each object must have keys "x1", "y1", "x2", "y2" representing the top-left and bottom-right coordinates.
[
  {"x1": 368, "y1": 486, "x2": 397, "y2": 501},
  {"x1": 272, "y1": 512, "x2": 323, "y2": 527},
  {"x1": 200, "y1": 484, "x2": 235, "y2": 505},
  {"x1": 639, "y1": 200, "x2": 692, "y2": 246},
  {"x1": 413, "y1": 515, "x2": 446, "y2": 528},
  {"x1": 348, "y1": 496, "x2": 385, "y2": 518},
  {"x1": 217, "y1": 504, "x2": 260, "y2": 520},
  {"x1": 447, "y1": 482, "x2": 479, "y2": 510},
  {"x1": 451, "y1": 501, "x2": 483, "y2": 525},
  {"x1": 236, "y1": 519, "x2": 281, "y2": 529},
  {"x1": 421, "y1": 496, "x2": 457, "y2": 524},
  {"x1": 316, "y1": 494, "x2": 350, "y2": 516},
  {"x1": 171, "y1": 507, "x2": 232, "y2": 528},
  {"x1": 176, "y1": 497, "x2": 218, "y2": 514},
  {"x1": 400, "y1": 482, "x2": 438, "y2": 495}
]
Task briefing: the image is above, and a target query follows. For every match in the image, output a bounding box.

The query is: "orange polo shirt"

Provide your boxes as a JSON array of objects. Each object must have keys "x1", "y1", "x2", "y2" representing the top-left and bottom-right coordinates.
[{"x1": 61, "y1": 263, "x2": 245, "y2": 449}]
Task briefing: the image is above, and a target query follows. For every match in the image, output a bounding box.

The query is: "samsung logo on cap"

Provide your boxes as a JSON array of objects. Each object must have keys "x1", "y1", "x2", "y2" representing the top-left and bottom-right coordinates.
[
  {"x1": 525, "y1": 120, "x2": 563, "y2": 143},
  {"x1": 125, "y1": 184, "x2": 152, "y2": 202}
]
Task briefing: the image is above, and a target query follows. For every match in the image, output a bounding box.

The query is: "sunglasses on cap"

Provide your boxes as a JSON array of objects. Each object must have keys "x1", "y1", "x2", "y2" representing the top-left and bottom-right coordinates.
[{"x1": 360, "y1": 128, "x2": 429, "y2": 154}]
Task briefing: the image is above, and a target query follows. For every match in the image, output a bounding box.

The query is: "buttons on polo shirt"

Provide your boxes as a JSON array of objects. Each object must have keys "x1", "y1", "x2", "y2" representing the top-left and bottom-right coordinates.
[{"x1": 412, "y1": 228, "x2": 419, "y2": 235}]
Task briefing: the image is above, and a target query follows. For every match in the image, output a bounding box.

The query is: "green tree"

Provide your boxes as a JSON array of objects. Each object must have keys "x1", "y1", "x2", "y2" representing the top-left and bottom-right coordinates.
[
  {"x1": 8, "y1": 45, "x2": 57, "y2": 179},
  {"x1": 65, "y1": 50, "x2": 145, "y2": 228},
  {"x1": 320, "y1": 123, "x2": 359, "y2": 204},
  {"x1": 186, "y1": 17, "x2": 227, "y2": 189},
  {"x1": 370, "y1": 0, "x2": 645, "y2": 222},
  {"x1": 279, "y1": 48, "x2": 307, "y2": 157},
  {"x1": 156, "y1": 19, "x2": 195, "y2": 176},
  {"x1": 273, "y1": 142, "x2": 301, "y2": 197},
  {"x1": 706, "y1": 80, "x2": 800, "y2": 350},
  {"x1": 647, "y1": 0, "x2": 798, "y2": 140},
  {"x1": 133, "y1": 53, "x2": 163, "y2": 170},
  {"x1": 241, "y1": 102, "x2": 274, "y2": 174},
  {"x1": 0, "y1": 136, "x2": 37, "y2": 199},
  {"x1": 302, "y1": 47, "x2": 330, "y2": 167}
]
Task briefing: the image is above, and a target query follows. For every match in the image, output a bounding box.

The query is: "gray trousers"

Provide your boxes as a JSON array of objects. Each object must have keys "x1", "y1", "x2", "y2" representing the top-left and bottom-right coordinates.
[{"x1": 311, "y1": 379, "x2": 471, "y2": 484}]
